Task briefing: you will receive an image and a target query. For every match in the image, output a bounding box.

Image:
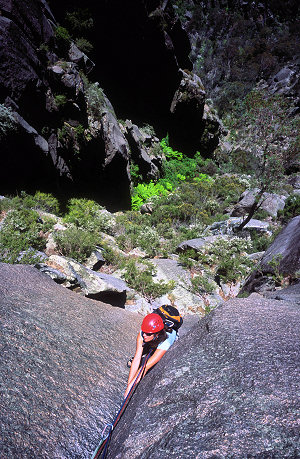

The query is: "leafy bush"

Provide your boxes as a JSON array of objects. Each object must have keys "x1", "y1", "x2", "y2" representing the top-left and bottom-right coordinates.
[
  {"x1": 54, "y1": 226, "x2": 99, "y2": 262},
  {"x1": 0, "y1": 208, "x2": 46, "y2": 263},
  {"x1": 123, "y1": 259, "x2": 175, "y2": 302},
  {"x1": 131, "y1": 181, "x2": 170, "y2": 210},
  {"x1": 21, "y1": 191, "x2": 60, "y2": 214},
  {"x1": 63, "y1": 198, "x2": 114, "y2": 233},
  {"x1": 75, "y1": 38, "x2": 93, "y2": 54},
  {"x1": 160, "y1": 135, "x2": 183, "y2": 160},
  {"x1": 136, "y1": 226, "x2": 161, "y2": 256},
  {"x1": 250, "y1": 232, "x2": 272, "y2": 253},
  {"x1": 54, "y1": 94, "x2": 68, "y2": 108},
  {"x1": 210, "y1": 238, "x2": 254, "y2": 282},
  {"x1": 191, "y1": 275, "x2": 215, "y2": 294},
  {"x1": 0, "y1": 104, "x2": 17, "y2": 140},
  {"x1": 83, "y1": 78, "x2": 106, "y2": 118},
  {"x1": 55, "y1": 26, "x2": 71, "y2": 43},
  {"x1": 65, "y1": 8, "x2": 94, "y2": 34},
  {"x1": 278, "y1": 194, "x2": 300, "y2": 223}
]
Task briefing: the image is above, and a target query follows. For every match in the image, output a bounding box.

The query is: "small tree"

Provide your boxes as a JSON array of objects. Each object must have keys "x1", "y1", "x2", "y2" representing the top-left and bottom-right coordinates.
[{"x1": 233, "y1": 89, "x2": 299, "y2": 230}]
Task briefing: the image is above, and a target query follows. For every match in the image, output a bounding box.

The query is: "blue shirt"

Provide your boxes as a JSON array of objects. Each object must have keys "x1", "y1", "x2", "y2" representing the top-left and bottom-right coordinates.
[{"x1": 140, "y1": 329, "x2": 177, "y2": 351}]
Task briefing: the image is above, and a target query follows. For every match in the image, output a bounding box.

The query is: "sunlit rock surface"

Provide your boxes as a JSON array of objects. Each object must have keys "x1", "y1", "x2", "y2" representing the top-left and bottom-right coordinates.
[
  {"x1": 0, "y1": 262, "x2": 140, "y2": 458},
  {"x1": 107, "y1": 293, "x2": 300, "y2": 459}
]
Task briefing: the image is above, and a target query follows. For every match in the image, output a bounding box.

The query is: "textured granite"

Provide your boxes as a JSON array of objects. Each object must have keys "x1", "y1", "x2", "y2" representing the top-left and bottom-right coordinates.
[
  {"x1": 0, "y1": 263, "x2": 141, "y2": 458},
  {"x1": 107, "y1": 293, "x2": 300, "y2": 458}
]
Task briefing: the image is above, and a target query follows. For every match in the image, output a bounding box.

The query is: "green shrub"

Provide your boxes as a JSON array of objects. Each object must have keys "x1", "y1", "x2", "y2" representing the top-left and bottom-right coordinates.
[
  {"x1": 101, "y1": 243, "x2": 123, "y2": 268},
  {"x1": 278, "y1": 194, "x2": 300, "y2": 223},
  {"x1": 0, "y1": 104, "x2": 17, "y2": 140},
  {"x1": 83, "y1": 79, "x2": 106, "y2": 118},
  {"x1": 54, "y1": 94, "x2": 68, "y2": 108},
  {"x1": 65, "y1": 8, "x2": 93, "y2": 34},
  {"x1": 160, "y1": 135, "x2": 183, "y2": 160},
  {"x1": 75, "y1": 37, "x2": 93, "y2": 54},
  {"x1": 136, "y1": 226, "x2": 160, "y2": 257},
  {"x1": 209, "y1": 238, "x2": 254, "y2": 282},
  {"x1": 63, "y1": 198, "x2": 114, "y2": 233},
  {"x1": 20, "y1": 191, "x2": 60, "y2": 214},
  {"x1": 54, "y1": 226, "x2": 99, "y2": 262},
  {"x1": 250, "y1": 232, "x2": 272, "y2": 253},
  {"x1": 178, "y1": 250, "x2": 198, "y2": 269},
  {"x1": 191, "y1": 275, "x2": 215, "y2": 294},
  {"x1": 213, "y1": 175, "x2": 246, "y2": 201},
  {"x1": 123, "y1": 259, "x2": 175, "y2": 302},
  {"x1": 55, "y1": 26, "x2": 71, "y2": 43},
  {"x1": 0, "y1": 208, "x2": 46, "y2": 263},
  {"x1": 132, "y1": 181, "x2": 170, "y2": 210}
]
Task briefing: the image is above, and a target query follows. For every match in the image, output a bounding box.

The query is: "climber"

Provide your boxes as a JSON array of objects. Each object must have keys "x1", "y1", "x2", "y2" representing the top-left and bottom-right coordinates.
[{"x1": 124, "y1": 313, "x2": 177, "y2": 398}]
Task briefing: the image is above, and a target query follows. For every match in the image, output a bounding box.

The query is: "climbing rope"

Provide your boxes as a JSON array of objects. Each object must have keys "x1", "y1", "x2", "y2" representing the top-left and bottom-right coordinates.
[{"x1": 91, "y1": 352, "x2": 151, "y2": 459}]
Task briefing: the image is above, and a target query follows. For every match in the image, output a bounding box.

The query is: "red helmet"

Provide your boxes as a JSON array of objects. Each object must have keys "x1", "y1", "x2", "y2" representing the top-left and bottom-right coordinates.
[{"x1": 141, "y1": 313, "x2": 164, "y2": 333}]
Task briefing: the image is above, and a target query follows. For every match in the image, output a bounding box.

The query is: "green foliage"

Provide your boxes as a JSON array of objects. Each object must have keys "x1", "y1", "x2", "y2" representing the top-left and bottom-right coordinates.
[
  {"x1": 63, "y1": 198, "x2": 114, "y2": 233},
  {"x1": 278, "y1": 194, "x2": 300, "y2": 223},
  {"x1": 54, "y1": 226, "x2": 99, "y2": 263},
  {"x1": 160, "y1": 135, "x2": 183, "y2": 160},
  {"x1": 178, "y1": 250, "x2": 198, "y2": 269},
  {"x1": 192, "y1": 237, "x2": 254, "y2": 283},
  {"x1": 268, "y1": 254, "x2": 284, "y2": 284},
  {"x1": 75, "y1": 38, "x2": 93, "y2": 54},
  {"x1": 225, "y1": 90, "x2": 299, "y2": 193},
  {"x1": 0, "y1": 208, "x2": 46, "y2": 263},
  {"x1": 57, "y1": 123, "x2": 86, "y2": 156},
  {"x1": 140, "y1": 123, "x2": 156, "y2": 137},
  {"x1": 54, "y1": 94, "x2": 68, "y2": 108},
  {"x1": 210, "y1": 238, "x2": 254, "y2": 282},
  {"x1": 5, "y1": 191, "x2": 60, "y2": 214},
  {"x1": 191, "y1": 275, "x2": 215, "y2": 294},
  {"x1": 55, "y1": 26, "x2": 71, "y2": 43},
  {"x1": 250, "y1": 232, "x2": 272, "y2": 253},
  {"x1": 83, "y1": 78, "x2": 106, "y2": 118},
  {"x1": 101, "y1": 243, "x2": 123, "y2": 268},
  {"x1": 130, "y1": 163, "x2": 143, "y2": 187},
  {"x1": 0, "y1": 104, "x2": 17, "y2": 140},
  {"x1": 65, "y1": 8, "x2": 93, "y2": 34},
  {"x1": 132, "y1": 181, "x2": 170, "y2": 210},
  {"x1": 123, "y1": 259, "x2": 175, "y2": 302}
]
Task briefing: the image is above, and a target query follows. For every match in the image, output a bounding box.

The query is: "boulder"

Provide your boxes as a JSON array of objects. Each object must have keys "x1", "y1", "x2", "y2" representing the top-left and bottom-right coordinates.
[
  {"x1": 242, "y1": 215, "x2": 300, "y2": 294},
  {"x1": 0, "y1": 262, "x2": 141, "y2": 458},
  {"x1": 68, "y1": 259, "x2": 129, "y2": 306},
  {"x1": 45, "y1": 255, "x2": 78, "y2": 286},
  {"x1": 151, "y1": 258, "x2": 221, "y2": 315},
  {"x1": 264, "y1": 281, "x2": 300, "y2": 304},
  {"x1": 176, "y1": 235, "x2": 221, "y2": 253},
  {"x1": 85, "y1": 247, "x2": 105, "y2": 270},
  {"x1": 107, "y1": 293, "x2": 300, "y2": 458},
  {"x1": 68, "y1": 42, "x2": 94, "y2": 74},
  {"x1": 269, "y1": 65, "x2": 300, "y2": 95},
  {"x1": 35, "y1": 263, "x2": 67, "y2": 283},
  {"x1": 209, "y1": 217, "x2": 270, "y2": 235},
  {"x1": 124, "y1": 121, "x2": 160, "y2": 182},
  {"x1": 232, "y1": 189, "x2": 287, "y2": 217}
]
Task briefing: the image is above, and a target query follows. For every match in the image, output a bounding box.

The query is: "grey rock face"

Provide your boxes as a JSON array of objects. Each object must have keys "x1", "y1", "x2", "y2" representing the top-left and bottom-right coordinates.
[
  {"x1": 0, "y1": 262, "x2": 140, "y2": 458},
  {"x1": 210, "y1": 217, "x2": 270, "y2": 235},
  {"x1": 232, "y1": 189, "x2": 287, "y2": 217},
  {"x1": 242, "y1": 215, "x2": 300, "y2": 293},
  {"x1": 265, "y1": 281, "x2": 300, "y2": 304},
  {"x1": 176, "y1": 235, "x2": 220, "y2": 253},
  {"x1": 107, "y1": 293, "x2": 300, "y2": 458},
  {"x1": 151, "y1": 258, "x2": 220, "y2": 314},
  {"x1": 124, "y1": 121, "x2": 160, "y2": 182}
]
